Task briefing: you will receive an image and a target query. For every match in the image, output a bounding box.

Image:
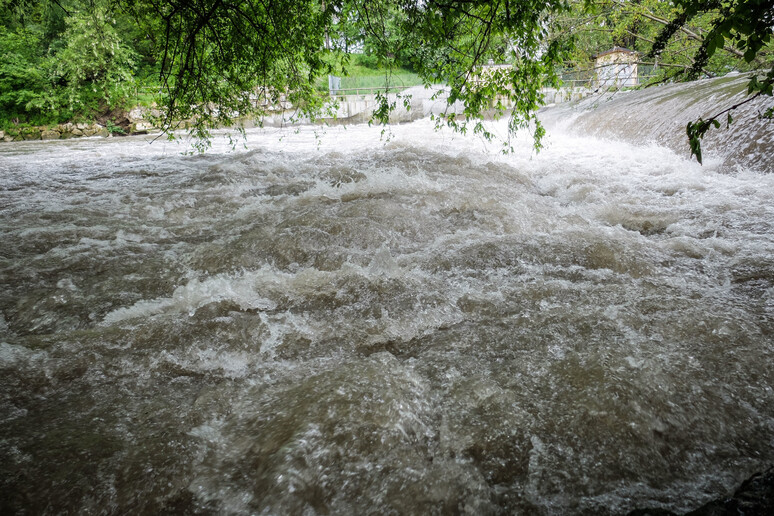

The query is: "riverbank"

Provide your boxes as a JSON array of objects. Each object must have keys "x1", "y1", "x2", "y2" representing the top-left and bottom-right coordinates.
[
  {"x1": 0, "y1": 105, "x2": 157, "y2": 142},
  {"x1": 0, "y1": 84, "x2": 593, "y2": 143}
]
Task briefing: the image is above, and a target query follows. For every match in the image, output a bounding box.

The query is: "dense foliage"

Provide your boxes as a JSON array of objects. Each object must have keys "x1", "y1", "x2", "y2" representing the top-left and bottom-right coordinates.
[
  {"x1": 0, "y1": 0, "x2": 772, "y2": 155},
  {"x1": 125, "y1": 0, "x2": 571, "y2": 149},
  {"x1": 0, "y1": 0, "x2": 151, "y2": 127}
]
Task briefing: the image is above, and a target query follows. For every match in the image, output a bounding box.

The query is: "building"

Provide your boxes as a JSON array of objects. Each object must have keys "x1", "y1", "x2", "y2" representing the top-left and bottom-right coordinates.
[{"x1": 594, "y1": 47, "x2": 638, "y2": 89}]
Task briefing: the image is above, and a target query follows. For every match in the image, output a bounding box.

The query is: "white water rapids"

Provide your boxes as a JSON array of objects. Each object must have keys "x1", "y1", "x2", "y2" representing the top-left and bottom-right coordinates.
[{"x1": 1, "y1": 88, "x2": 774, "y2": 514}]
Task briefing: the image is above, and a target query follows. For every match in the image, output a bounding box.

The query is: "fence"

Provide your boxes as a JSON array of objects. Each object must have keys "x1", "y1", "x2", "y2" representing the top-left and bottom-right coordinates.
[
  {"x1": 559, "y1": 64, "x2": 659, "y2": 90},
  {"x1": 328, "y1": 85, "x2": 415, "y2": 97}
]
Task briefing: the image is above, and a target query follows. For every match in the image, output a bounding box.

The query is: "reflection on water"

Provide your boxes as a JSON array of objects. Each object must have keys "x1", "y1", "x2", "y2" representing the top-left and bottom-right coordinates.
[{"x1": 1, "y1": 119, "x2": 773, "y2": 514}]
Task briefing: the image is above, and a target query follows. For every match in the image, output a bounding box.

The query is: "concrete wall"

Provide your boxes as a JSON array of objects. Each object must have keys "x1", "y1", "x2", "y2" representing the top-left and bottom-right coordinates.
[{"x1": 541, "y1": 87, "x2": 592, "y2": 105}]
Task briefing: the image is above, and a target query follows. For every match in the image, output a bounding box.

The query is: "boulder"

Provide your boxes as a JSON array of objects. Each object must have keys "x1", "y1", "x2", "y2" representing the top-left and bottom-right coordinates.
[
  {"x1": 22, "y1": 128, "x2": 41, "y2": 140},
  {"x1": 128, "y1": 106, "x2": 146, "y2": 121},
  {"x1": 41, "y1": 130, "x2": 61, "y2": 140},
  {"x1": 131, "y1": 121, "x2": 154, "y2": 132}
]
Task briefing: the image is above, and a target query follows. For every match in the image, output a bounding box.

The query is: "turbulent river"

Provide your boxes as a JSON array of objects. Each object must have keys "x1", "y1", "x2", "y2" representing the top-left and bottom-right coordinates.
[{"x1": 1, "y1": 94, "x2": 774, "y2": 514}]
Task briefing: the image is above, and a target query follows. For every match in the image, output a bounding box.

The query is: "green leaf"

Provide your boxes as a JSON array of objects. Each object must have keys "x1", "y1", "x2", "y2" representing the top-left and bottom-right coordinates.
[
  {"x1": 748, "y1": 76, "x2": 760, "y2": 94},
  {"x1": 706, "y1": 39, "x2": 716, "y2": 58}
]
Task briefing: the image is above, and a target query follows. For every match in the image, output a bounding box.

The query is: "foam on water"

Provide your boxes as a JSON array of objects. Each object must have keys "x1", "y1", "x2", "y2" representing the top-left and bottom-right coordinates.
[
  {"x1": 103, "y1": 273, "x2": 278, "y2": 324},
  {"x1": 1, "y1": 109, "x2": 773, "y2": 514}
]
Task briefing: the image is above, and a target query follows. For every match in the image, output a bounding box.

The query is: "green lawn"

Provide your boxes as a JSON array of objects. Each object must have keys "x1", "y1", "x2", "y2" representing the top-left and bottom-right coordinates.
[
  {"x1": 335, "y1": 71, "x2": 423, "y2": 93},
  {"x1": 317, "y1": 56, "x2": 424, "y2": 94}
]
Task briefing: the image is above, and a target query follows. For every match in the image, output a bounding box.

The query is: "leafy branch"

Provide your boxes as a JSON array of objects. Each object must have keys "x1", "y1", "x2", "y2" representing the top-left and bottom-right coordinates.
[{"x1": 686, "y1": 69, "x2": 773, "y2": 163}]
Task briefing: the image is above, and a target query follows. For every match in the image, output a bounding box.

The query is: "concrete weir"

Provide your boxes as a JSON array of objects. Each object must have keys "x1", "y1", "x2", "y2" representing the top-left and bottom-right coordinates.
[{"x1": 261, "y1": 84, "x2": 593, "y2": 126}]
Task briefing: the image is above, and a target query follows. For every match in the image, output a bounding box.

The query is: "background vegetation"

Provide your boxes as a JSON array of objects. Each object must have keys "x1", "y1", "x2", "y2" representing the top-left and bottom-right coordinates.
[
  {"x1": 0, "y1": 0, "x2": 154, "y2": 128},
  {"x1": 558, "y1": 0, "x2": 773, "y2": 87}
]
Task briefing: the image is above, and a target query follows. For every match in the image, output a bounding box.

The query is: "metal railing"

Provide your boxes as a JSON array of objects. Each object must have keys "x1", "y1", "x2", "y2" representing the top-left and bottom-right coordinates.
[
  {"x1": 558, "y1": 63, "x2": 660, "y2": 89},
  {"x1": 328, "y1": 85, "x2": 417, "y2": 97}
]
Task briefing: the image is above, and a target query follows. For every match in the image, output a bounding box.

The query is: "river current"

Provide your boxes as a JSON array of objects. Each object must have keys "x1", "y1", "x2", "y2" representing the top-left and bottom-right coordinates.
[{"x1": 1, "y1": 116, "x2": 773, "y2": 514}]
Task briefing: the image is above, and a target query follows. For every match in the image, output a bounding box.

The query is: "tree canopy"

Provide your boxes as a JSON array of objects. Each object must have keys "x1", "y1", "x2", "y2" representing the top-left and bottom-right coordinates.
[
  {"x1": 1, "y1": 0, "x2": 772, "y2": 156},
  {"x1": 129, "y1": 0, "x2": 571, "y2": 149}
]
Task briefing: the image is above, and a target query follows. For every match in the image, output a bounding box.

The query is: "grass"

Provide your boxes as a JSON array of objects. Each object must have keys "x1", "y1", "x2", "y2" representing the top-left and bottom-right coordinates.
[
  {"x1": 318, "y1": 54, "x2": 424, "y2": 94},
  {"x1": 336, "y1": 71, "x2": 423, "y2": 92}
]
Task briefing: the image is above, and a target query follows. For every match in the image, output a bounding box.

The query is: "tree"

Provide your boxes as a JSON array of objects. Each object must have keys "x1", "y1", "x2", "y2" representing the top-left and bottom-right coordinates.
[
  {"x1": 132, "y1": 0, "x2": 772, "y2": 155},
  {"x1": 126, "y1": 0, "x2": 571, "y2": 150},
  {"x1": 125, "y1": 0, "x2": 337, "y2": 147},
  {"x1": 0, "y1": 0, "x2": 143, "y2": 126},
  {"x1": 0, "y1": 25, "x2": 49, "y2": 122},
  {"x1": 56, "y1": 6, "x2": 137, "y2": 111},
  {"x1": 394, "y1": 0, "x2": 571, "y2": 149}
]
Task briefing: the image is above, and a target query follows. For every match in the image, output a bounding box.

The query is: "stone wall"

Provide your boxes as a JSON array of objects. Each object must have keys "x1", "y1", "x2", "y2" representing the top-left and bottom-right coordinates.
[
  {"x1": 0, "y1": 105, "x2": 159, "y2": 143},
  {"x1": 1, "y1": 123, "x2": 112, "y2": 142}
]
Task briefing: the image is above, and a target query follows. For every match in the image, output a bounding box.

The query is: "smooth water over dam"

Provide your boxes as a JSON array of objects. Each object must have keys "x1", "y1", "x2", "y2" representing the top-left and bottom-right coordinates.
[{"x1": 1, "y1": 102, "x2": 773, "y2": 513}]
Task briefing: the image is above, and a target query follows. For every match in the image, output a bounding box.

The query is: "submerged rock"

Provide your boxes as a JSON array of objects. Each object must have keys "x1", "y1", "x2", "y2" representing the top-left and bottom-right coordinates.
[
  {"x1": 629, "y1": 467, "x2": 774, "y2": 515},
  {"x1": 40, "y1": 129, "x2": 60, "y2": 140}
]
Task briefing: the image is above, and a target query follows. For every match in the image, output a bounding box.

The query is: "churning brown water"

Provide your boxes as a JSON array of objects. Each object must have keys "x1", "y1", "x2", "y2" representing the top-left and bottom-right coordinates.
[{"x1": 1, "y1": 114, "x2": 773, "y2": 514}]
